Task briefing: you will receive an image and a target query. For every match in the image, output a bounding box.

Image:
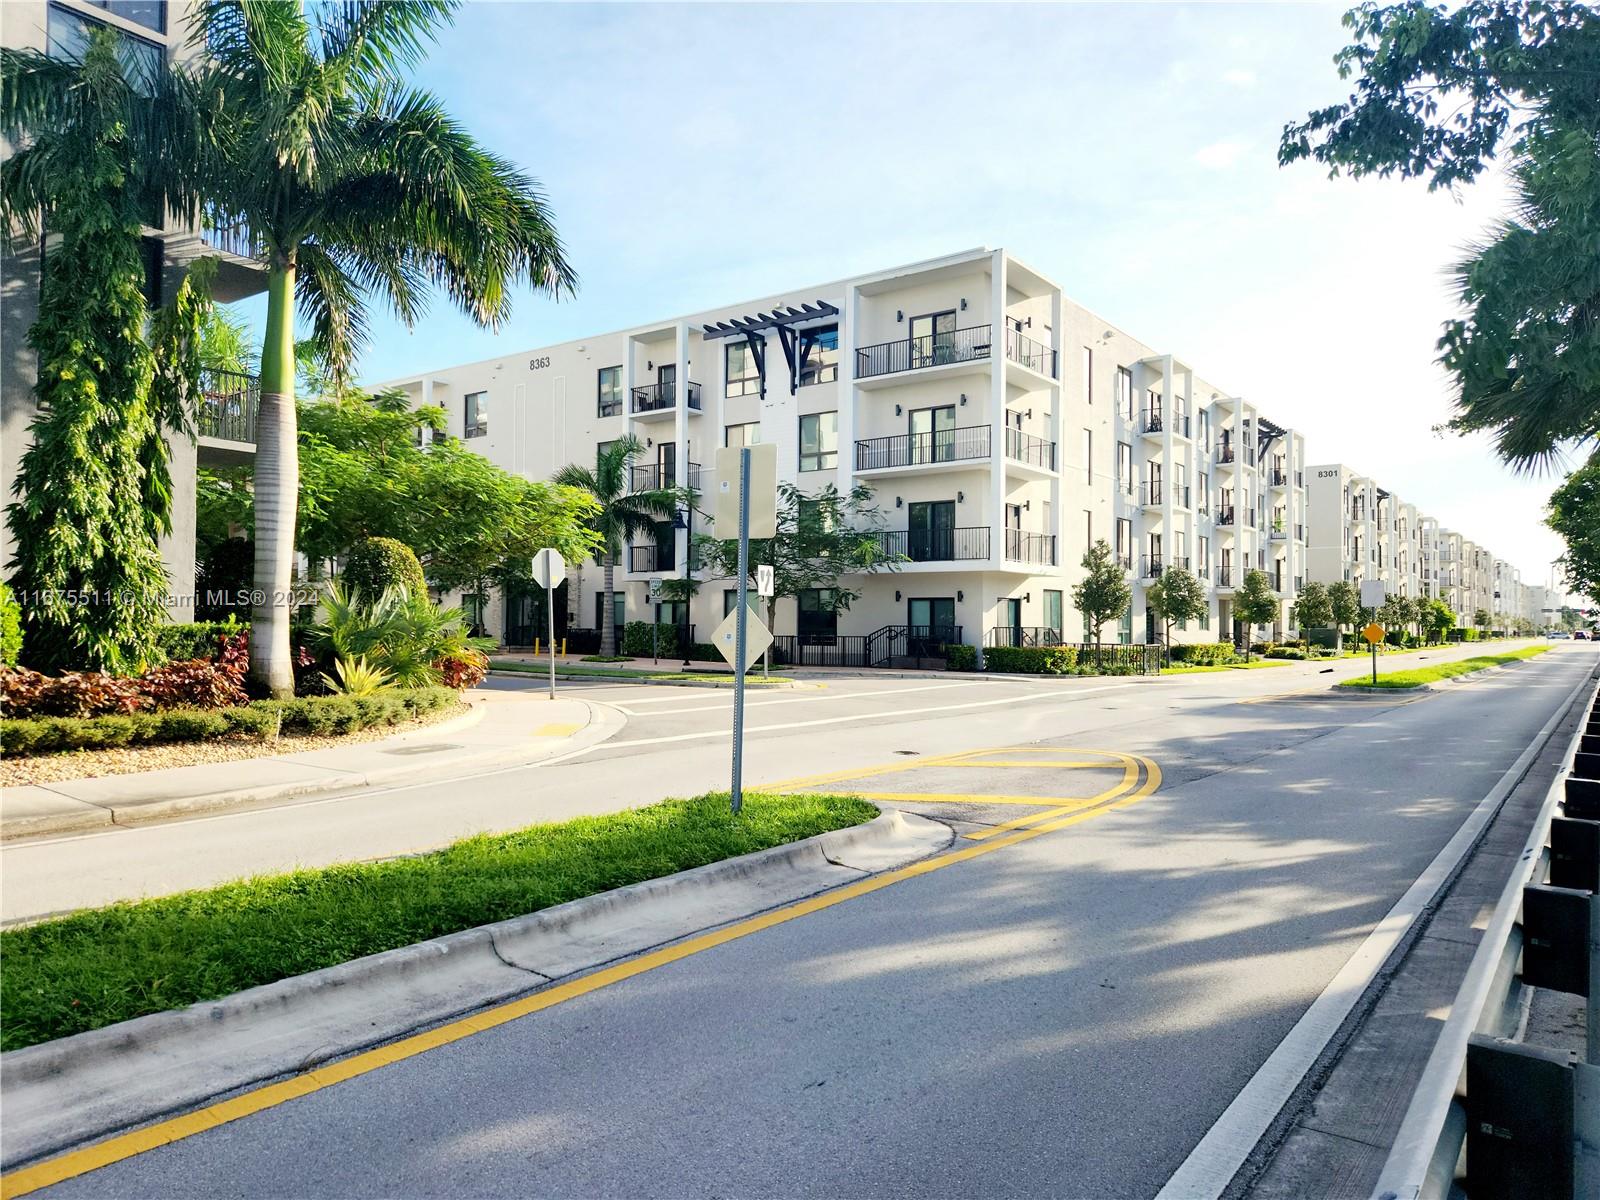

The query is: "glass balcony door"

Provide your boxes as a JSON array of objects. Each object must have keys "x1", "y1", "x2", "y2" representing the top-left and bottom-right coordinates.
[
  {"x1": 907, "y1": 500, "x2": 955, "y2": 561},
  {"x1": 908, "y1": 405, "x2": 957, "y2": 464}
]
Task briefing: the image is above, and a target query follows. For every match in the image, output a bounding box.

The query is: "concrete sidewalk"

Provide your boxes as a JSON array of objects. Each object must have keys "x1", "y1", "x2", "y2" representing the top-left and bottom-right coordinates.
[{"x1": 0, "y1": 690, "x2": 624, "y2": 842}]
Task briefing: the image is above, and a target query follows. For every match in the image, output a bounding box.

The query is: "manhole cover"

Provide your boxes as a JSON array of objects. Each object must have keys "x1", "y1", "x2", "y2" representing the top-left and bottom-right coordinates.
[{"x1": 383, "y1": 743, "x2": 463, "y2": 756}]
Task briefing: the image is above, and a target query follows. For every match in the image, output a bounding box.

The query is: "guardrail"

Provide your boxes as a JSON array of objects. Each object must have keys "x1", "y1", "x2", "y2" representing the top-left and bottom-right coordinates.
[{"x1": 1374, "y1": 662, "x2": 1600, "y2": 1200}]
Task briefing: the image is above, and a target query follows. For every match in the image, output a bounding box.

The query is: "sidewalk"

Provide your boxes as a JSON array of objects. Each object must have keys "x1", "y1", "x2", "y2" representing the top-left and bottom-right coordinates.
[{"x1": 0, "y1": 690, "x2": 623, "y2": 842}]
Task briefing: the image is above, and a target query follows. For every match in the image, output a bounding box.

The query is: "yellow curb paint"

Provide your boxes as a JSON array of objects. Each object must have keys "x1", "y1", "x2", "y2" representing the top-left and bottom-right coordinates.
[
  {"x1": 0, "y1": 752, "x2": 1159, "y2": 1199},
  {"x1": 933, "y1": 759, "x2": 1115, "y2": 769},
  {"x1": 851, "y1": 792, "x2": 1100, "y2": 807}
]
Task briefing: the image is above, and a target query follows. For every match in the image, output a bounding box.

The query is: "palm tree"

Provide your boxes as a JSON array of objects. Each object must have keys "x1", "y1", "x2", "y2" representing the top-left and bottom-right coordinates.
[
  {"x1": 182, "y1": 1, "x2": 574, "y2": 695},
  {"x1": 555, "y1": 436, "x2": 677, "y2": 657}
]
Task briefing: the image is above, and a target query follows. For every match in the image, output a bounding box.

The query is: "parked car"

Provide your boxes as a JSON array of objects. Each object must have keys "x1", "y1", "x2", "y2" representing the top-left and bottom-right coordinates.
[
  {"x1": 1549, "y1": 630, "x2": 1572, "y2": 639},
  {"x1": 1576, "y1": 630, "x2": 1590, "y2": 640}
]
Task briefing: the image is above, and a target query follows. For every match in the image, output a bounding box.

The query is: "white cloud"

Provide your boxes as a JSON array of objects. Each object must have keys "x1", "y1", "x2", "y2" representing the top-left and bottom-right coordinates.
[
  {"x1": 1222, "y1": 68, "x2": 1258, "y2": 87},
  {"x1": 1193, "y1": 140, "x2": 1249, "y2": 169}
]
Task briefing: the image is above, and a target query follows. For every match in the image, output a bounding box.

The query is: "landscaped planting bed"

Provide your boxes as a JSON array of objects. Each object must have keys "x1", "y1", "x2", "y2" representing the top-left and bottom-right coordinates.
[{"x1": 1336, "y1": 644, "x2": 1551, "y2": 689}]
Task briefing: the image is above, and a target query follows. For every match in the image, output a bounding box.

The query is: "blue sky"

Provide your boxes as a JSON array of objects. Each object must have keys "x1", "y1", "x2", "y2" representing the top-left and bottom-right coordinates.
[{"x1": 233, "y1": 1, "x2": 1566, "y2": 586}]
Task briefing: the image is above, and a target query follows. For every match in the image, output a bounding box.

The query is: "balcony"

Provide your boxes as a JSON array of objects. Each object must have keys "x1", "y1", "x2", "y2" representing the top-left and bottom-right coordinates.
[
  {"x1": 855, "y1": 426, "x2": 990, "y2": 473},
  {"x1": 1115, "y1": 551, "x2": 1134, "y2": 572},
  {"x1": 1140, "y1": 482, "x2": 1192, "y2": 511},
  {"x1": 855, "y1": 324, "x2": 992, "y2": 381},
  {"x1": 1216, "y1": 443, "x2": 1255, "y2": 467},
  {"x1": 1003, "y1": 529, "x2": 1057, "y2": 566},
  {"x1": 1141, "y1": 409, "x2": 1192, "y2": 439},
  {"x1": 630, "y1": 462, "x2": 701, "y2": 492},
  {"x1": 1004, "y1": 427, "x2": 1057, "y2": 472},
  {"x1": 630, "y1": 380, "x2": 702, "y2": 419},
  {"x1": 876, "y1": 527, "x2": 990, "y2": 563},
  {"x1": 629, "y1": 544, "x2": 675, "y2": 573},
  {"x1": 1269, "y1": 468, "x2": 1288, "y2": 488},
  {"x1": 197, "y1": 368, "x2": 260, "y2": 464},
  {"x1": 1215, "y1": 505, "x2": 1236, "y2": 527},
  {"x1": 1140, "y1": 554, "x2": 1192, "y2": 580},
  {"x1": 1004, "y1": 327, "x2": 1057, "y2": 378},
  {"x1": 1270, "y1": 522, "x2": 1288, "y2": 540}
]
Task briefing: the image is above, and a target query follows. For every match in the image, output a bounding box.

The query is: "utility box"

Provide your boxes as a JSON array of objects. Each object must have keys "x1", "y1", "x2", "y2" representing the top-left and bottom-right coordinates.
[
  {"x1": 1466, "y1": 1036, "x2": 1576, "y2": 1200},
  {"x1": 1550, "y1": 817, "x2": 1600, "y2": 893}
]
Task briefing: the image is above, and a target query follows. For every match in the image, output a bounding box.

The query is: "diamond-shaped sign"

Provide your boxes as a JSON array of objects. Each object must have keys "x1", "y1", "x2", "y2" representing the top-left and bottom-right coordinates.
[{"x1": 711, "y1": 608, "x2": 772, "y2": 669}]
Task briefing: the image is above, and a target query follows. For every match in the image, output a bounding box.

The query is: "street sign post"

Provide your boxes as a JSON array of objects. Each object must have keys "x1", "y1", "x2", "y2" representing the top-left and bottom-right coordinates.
[
  {"x1": 647, "y1": 578, "x2": 664, "y2": 662},
  {"x1": 1363, "y1": 620, "x2": 1385, "y2": 685},
  {"x1": 755, "y1": 563, "x2": 775, "y2": 678},
  {"x1": 530, "y1": 548, "x2": 566, "y2": 700}
]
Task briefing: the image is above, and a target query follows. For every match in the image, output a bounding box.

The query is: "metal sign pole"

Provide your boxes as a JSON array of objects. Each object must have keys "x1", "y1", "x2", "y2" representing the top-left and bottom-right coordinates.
[
  {"x1": 547, "y1": 580, "x2": 557, "y2": 701},
  {"x1": 731, "y1": 447, "x2": 750, "y2": 815}
]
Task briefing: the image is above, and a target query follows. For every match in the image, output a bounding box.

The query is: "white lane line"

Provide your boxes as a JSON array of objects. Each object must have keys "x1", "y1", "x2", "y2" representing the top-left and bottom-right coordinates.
[
  {"x1": 636, "y1": 680, "x2": 987, "y2": 715},
  {"x1": 593, "y1": 682, "x2": 1144, "y2": 750},
  {"x1": 1153, "y1": 657, "x2": 1597, "y2": 1200}
]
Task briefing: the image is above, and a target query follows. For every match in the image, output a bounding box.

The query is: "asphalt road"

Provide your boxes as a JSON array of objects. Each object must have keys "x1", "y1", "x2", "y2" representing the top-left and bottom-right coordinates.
[
  {"x1": 18, "y1": 643, "x2": 1598, "y2": 1199},
  {"x1": 0, "y1": 639, "x2": 1561, "y2": 923}
]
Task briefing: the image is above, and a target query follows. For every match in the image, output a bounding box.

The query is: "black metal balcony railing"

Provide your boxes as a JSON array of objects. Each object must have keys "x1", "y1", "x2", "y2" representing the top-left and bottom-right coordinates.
[
  {"x1": 877, "y1": 527, "x2": 990, "y2": 563},
  {"x1": 1270, "y1": 522, "x2": 1288, "y2": 539},
  {"x1": 1115, "y1": 551, "x2": 1134, "y2": 572},
  {"x1": 854, "y1": 426, "x2": 990, "y2": 471},
  {"x1": 1143, "y1": 483, "x2": 1193, "y2": 509},
  {"x1": 629, "y1": 544, "x2": 675, "y2": 573},
  {"x1": 1004, "y1": 529, "x2": 1056, "y2": 565},
  {"x1": 1142, "y1": 409, "x2": 1190, "y2": 438},
  {"x1": 856, "y1": 325, "x2": 992, "y2": 379},
  {"x1": 1215, "y1": 505, "x2": 1236, "y2": 526},
  {"x1": 630, "y1": 463, "x2": 701, "y2": 492},
  {"x1": 1004, "y1": 328, "x2": 1057, "y2": 378},
  {"x1": 1218, "y1": 444, "x2": 1235, "y2": 464},
  {"x1": 1004, "y1": 427, "x2": 1057, "y2": 470},
  {"x1": 630, "y1": 380, "x2": 702, "y2": 414},
  {"x1": 1270, "y1": 468, "x2": 1288, "y2": 487},
  {"x1": 1141, "y1": 554, "x2": 1192, "y2": 578},
  {"x1": 1216, "y1": 566, "x2": 1234, "y2": 587},
  {"x1": 198, "y1": 368, "x2": 260, "y2": 443}
]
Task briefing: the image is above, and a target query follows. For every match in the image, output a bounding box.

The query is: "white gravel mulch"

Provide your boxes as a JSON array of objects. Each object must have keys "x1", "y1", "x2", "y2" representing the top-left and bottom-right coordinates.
[{"x1": 1, "y1": 702, "x2": 470, "y2": 787}]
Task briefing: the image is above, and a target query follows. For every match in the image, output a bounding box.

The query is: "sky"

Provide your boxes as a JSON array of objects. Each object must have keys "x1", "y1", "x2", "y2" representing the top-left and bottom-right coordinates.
[{"x1": 232, "y1": 1, "x2": 1569, "y2": 587}]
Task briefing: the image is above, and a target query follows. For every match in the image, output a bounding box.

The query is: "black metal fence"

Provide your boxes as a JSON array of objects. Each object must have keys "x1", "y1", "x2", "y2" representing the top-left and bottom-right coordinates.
[
  {"x1": 631, "y1": 462, "x2": 701, "y2": 491},
  {"x1": 855, "y1": 426, "x2": 990, "y2": 470},
  {"x1": 629, "y1": 544, "x2": 674, "y2": 572},
  {"x1": 1004, "y1": 328, "x2": 1057, "y2": 377},
  {"x1": 855, "y1": 325, "x2": 992, "y2": 379},
  {"x1": 867, "y1": 624, "x2": 963, "y2": 665},
  {"x1": 985, "y1": 626, "x2": 1064, "y2": 648},
  {"x1": 1004, "y1": 427, "x2": 1056, "y2": 469},
  {"x1": 1004, "y1": 529, "x2": 1056, "y2": 565},
  {"x1": 630, "y1": 380, "x2": 702, "y2": 414},
  {"x1": 769, "y1": 635, "x2": 870, "y2": 668}
]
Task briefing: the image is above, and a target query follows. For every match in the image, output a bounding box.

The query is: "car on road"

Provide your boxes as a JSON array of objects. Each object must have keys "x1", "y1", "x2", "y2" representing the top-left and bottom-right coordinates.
[
  {"x1": 1576, "y1": 630, "x2": 1590, "y2": 640},
  {"x1": 1549, "y1": 630, "x2": 1572, "y2": 639}
]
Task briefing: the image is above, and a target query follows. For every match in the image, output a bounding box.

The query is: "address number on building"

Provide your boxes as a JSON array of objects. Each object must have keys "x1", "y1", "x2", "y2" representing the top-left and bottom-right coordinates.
[{"x1": 529, "y1": 356, "x2": 551, "y2": 370}]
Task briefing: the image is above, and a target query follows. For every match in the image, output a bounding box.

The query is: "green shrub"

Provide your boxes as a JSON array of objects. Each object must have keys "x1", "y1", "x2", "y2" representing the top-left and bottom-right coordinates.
[
  {"x1": 984, "y1": 645, "x2": 1079, "y2": 674},
  {"x1": 946, "y1": 644, "x2": 978, "y2": 672},
  {"x1": 1460, "y1": 628, "x2": 1480, "y2": 642},
  {"x1": 621, "y1": 621, "x2": 679, "y2": 657},
  {"x1": 153, "y1": 620, "x2": 245, "y2": 663},
  {"x1": 342, "y1": 537, "x2": 427, "y2": 602},
  {"x1": 1171, "y1": 642, "x2": 1237, "y2": 666},
  {"x1": 0, "y1": 582, "x2": 21, "y2": 667},
  {"x1": 1265, "y1": 647, "x2": 1308, "y2": 660}
]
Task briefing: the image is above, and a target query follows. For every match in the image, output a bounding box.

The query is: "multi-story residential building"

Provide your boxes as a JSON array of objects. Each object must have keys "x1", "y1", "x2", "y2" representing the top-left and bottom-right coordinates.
[
  {"x1": 381, "y1": 246, "x2": 1310, "y2": 659},
  {"x1": 1, "y1": 0, "x2": 265, "y2": 605}
]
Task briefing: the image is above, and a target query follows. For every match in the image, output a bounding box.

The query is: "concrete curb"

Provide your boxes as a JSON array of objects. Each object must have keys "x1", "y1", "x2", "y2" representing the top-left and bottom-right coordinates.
[
  {"x1": 495, "y1": 670, "x2": 810, "y2": 691},
  {"x1": 0, "y1": 807, "x2": 952, "y2": 1168},
  {"x1": 1332, "y1": 652, "x2": 1550, "y2": 696},
  {"x1": 1, "y1": 698, "x2": 623, "y2": 843}
]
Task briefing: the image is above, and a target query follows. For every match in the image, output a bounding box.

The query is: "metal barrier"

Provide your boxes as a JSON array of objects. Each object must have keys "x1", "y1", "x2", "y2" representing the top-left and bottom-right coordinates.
[{"x1": 1374, "y1": 663, "x2": 1600, "y2": 1200}]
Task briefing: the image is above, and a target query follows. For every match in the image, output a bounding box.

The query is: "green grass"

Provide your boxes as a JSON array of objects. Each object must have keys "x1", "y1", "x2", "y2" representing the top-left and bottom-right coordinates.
[
  {"x1": 1161, "y1": 659, "x2": 1294, "y2": 675},
  {"x1": 490, "y1": 659, "x2": 789, "y2": 684},
  {"x1": 0, "y1": 791, "x2": 876, "y2": 1051},
  {"x1": 1336, "y1": 644, "x2": 1552, "y2": 689}
]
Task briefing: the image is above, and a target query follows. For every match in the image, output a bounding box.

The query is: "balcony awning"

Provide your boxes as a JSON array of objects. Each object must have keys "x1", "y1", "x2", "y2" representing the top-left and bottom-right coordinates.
[
  {"x1": 1256, "y1": 416, "x2": 1285, "y2": 453},
  {"x1": 699, "y1": 301, "x2": 839, "y2": 397}
]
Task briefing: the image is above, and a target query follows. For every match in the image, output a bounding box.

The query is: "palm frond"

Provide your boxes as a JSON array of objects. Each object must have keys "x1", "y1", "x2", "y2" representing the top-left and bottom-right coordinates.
[
  {"x1": 316, "y1": 1, "x2": 457, "y2": 94},
  {"x1": 295, "y1": 240, "x2": 371, "y2": 384}
]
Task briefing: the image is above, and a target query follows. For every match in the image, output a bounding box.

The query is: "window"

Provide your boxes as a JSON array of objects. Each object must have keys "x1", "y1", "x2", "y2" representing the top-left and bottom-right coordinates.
[
  {"x1": 723, "y1": 589, "x2": 761, "y2": 618},
  {"x1": 799, "y1": 412, "x2": 838, "y2": 472},
  {"x1": 1043, "y1": 590, "x2": 1063, "y2": 638},
  {"x1": 725, "y1": 342, "x2": 761, "y2": 398},
  {"x1": 1116, "y1": 367, "x2": 1134, "y2": 423},
  {"x1": 1200, "y1": 602, "x2": 1210, "y2": 631},
  {"x1": 1118, "y1": 600, "x2": 1133, "y2": 645},
  {"x1": 797, "y1": 588, "x2": 838, "y2": 644},
  {"x1": 593, "y1": 592, "x2": 625, "y2": 631},
  {"x1": 725, "y1": 422, "x2": 760, "y2": 448},
  {"x1": 798, "y1": 325, "x2": 839, "y2": 386},
  {"x1": 48, "y1": 4, "x2": 163, "y2": 89},
  {"x1": 597, "y1": 366, "x2": 623, "y2": 417},
  {"x1": 464, "y1": 391, "x2": 488, "y2": 438},
  {"x1": 1082, "y1": 428, "x2": 1093, "y2": 484},
  {"x1": 1084, "y1": 510, "x2": 1093, "y2": 551},
  {"x1": 1199, "y1": 535, "x2": 1210, "y2": 575},
  {"x1": 83, "y1": 0, "x2": 165, "y2": 32},
  {"x1": 1116, "y1": 441, "x2": 1133, "y2": 494},
  {"x1": 1115, "y1": 518, "x2": 1132, "y2": 568},
  {"x1": 1198, "y1": 409, "x2": 1210, "y2": 451},
  {"x1": 1082, "y1": 347, "x2": 1093, "y2": 404}
]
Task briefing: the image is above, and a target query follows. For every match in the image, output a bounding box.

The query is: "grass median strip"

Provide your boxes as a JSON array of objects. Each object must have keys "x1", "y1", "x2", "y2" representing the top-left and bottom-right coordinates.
[
  {"x1": 1335, "y1": 644, "x2": 1552, "y2": 690},
  {"x1": 0, "y1": 791, "x2": 876, "y2": 1052}
]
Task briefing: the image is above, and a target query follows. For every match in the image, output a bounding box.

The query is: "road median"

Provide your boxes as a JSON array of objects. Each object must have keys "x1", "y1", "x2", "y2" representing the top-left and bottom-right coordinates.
[{"x1": 1335, "y1": 644, "x2": 1553, "y2": 691}]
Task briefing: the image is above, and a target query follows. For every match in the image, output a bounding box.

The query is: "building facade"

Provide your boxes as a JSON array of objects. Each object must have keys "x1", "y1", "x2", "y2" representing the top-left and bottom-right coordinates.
[
  {"x1": 383, "y1": 247, "x2": 1315, "y2": 657},
  {"x1": 1, "y1": 0, "x2": 265, "y2": 606}
]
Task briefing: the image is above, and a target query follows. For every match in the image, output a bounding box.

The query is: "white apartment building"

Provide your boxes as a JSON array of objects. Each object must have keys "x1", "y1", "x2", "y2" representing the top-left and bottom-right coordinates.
[{"x1": 381, "y1": 246, "x2": 1309, "y2": 660}]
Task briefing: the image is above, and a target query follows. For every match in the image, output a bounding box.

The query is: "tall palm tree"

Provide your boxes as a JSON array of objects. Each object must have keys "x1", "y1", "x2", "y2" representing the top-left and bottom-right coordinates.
[
  {"x1": 555, "y1": 436, "x2": 677, "y2": 657},
  {"x1": 185, "y1": 0, "x2": 574, "y2": 695}
]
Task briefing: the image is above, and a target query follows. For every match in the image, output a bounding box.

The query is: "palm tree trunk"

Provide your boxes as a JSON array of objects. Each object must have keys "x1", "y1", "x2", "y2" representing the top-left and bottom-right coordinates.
[
  {"x1": 602, "y1": 561, "x2": 616, "y2": 657},
  {"x1": 249, "y1": 260, "x2": 298, "y2": 698}
]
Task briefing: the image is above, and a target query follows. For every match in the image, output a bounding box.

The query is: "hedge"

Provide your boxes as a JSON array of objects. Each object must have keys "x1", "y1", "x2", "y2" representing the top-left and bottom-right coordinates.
[
  {"x1": 946, "y1": 645, "x2": 978, "y2": 672},
  {"x1": 983, "y1": 645, "x2": 1079, "y2": 675},
  {"x1": 1170, "y1": 642, "x2": 1236, "y2": 666},
  {"x1": 0, "y1": 582, "x2": 21, "y2": 667},
  {"x1": 153, "y1": 620, "x2": 246, "y2": 663},
  {"x1": 1, "y1": 687, "x2": 458, "y2": 757},
  {"x1": 621, "y1": 621, "x2": 679, "y2": 657},
  {"x1": 343, "y1": 537, "x2": 427, "y2": 602}
]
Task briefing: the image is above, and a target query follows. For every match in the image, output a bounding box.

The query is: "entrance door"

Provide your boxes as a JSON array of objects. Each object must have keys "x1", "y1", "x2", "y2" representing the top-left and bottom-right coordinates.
[
  {"x1": 908, "y1": 597, "x2": 956, "y2": 658},
  {"x1": 907, "y1": 500, "x2": 955, "y2": 561},
  {"x1": 908, "y1": 405, "x2": 956, "y2": 463},
  {"x1": 909, "y1": 311, "x2": 956, "y2": 368},
  {"x1": 657, "y1": 362, "x2": 677, "y2": 407},
  {"x1": 656, "y1": 441, "x2": 676, "y2": 489},
  {"x1": 1000, "y1": 597, "x2": 1023, "y2": 647}
]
